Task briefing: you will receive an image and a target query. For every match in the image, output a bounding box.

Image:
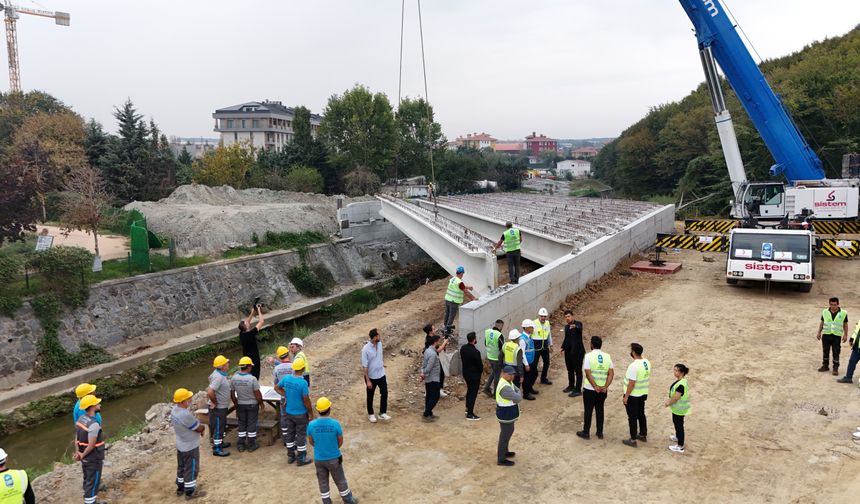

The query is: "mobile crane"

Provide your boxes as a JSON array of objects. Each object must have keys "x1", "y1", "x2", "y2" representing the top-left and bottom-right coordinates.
[{"x1": 677, "y1": 0, "x2": 859, "y2": 291}]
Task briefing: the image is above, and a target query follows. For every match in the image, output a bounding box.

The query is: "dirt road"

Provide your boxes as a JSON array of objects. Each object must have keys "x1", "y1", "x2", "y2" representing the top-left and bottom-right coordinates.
[
  {"x1": 37, "y1": 252, "x2": 860, "y2": 503},
  {"x1": 36, "y1": 225, "x2": 129, "y2": 260}
]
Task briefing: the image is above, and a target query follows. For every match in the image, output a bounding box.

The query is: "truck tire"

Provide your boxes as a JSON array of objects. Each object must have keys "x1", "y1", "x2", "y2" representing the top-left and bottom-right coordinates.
[
  {"x1": 797, "y1": 282, "x2": 812, "y2": 293},
  {"x1": 726, "y1": 278, "x2": 738, "y2": 285}
]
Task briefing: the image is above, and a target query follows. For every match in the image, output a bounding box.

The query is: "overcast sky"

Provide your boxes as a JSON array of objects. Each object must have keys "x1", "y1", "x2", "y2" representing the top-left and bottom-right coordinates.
[{"x1": 8, "y1": 0, "x2": 859, "y2": 141}]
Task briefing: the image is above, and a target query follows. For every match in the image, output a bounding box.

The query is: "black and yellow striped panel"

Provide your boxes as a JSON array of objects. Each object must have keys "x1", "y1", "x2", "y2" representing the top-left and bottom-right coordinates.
[
  {"x1": 812, "y1": 221, "x2": 860, "y2": 235},
  {"x1": 842, "y1": 221, "x2": 860, "y2": 234},
  {"x1": 655, "y1": 233, "x2": 697, "y2": 250},
  {"x1": 817, "y1": 239, "x2": 860, "y2": 257},
  {"x1": 684, "y1": 219, "x2": 738, "y2": 233},
  {"x1": 695, "y1": 235, "x2": 728, "y2": 252}
]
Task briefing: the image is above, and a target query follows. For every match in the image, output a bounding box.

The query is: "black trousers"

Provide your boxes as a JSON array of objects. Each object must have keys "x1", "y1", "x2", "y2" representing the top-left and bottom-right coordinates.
[
  {"x1": 464, "y1": 374, "x2": 480, "y2": 415},
  {"x1": 534, "y1": 346, "x2": 551, "y2": 382},
  {"x1": 498, "y1": 422, "x2": 516, "y2": 461},
  {"x1": 366, "y1": 376, "x2": 388, "y2": 415},
  {"x1": 564, "y1": 350, "x2": 585, "y2": 391},
  {"x1": 822, "y1": 334, "x2": 842, "y2": 369},
  {"x1": 524, "y1": 363, "x2": 538, "y2": 395},
  {"x1": 506, "y1": 251, "x2": 521, "y2": 284},
  {"x1": 424, "y1": 381, "x2": 442, "y2": 416},
  {"x1": 208, "y1": 407, "x2": 228, "y2": 452},
  {"x1": 625, "y1": 395, "x2": 647, "y2": 439},
  {"x1": 672, "y1": 413, "x2": 686, "y2": 446},
  {"x1": 582, "y1": 388, "x2": 607, "y2": 436},
  {"x1": 176, "y1": 447, "x2": 200, "y2": 494}
]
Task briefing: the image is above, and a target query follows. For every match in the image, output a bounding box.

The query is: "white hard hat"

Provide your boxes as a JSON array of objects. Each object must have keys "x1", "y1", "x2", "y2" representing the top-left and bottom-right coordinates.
[
  {"x1": 290, "y1": 337, "x2": 303, "y2": 346},
  {"x1": 508, "y1": 329, "x2": 521, "y2": 340},
  {"x1": 538, "y1": 308, "x2": 549, "y2": 317},
  {"x1": 521, "y1": 319, "x2": 535, "y2": 329},
  {"x1": 0, "y1": 448, "x2": 7, "y2": 464}
]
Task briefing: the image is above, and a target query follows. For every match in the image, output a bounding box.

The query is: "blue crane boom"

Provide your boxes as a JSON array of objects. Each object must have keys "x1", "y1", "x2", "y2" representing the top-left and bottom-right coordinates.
[{"x1": 677, "y1": 0, "x2": 825, "y2": 183}]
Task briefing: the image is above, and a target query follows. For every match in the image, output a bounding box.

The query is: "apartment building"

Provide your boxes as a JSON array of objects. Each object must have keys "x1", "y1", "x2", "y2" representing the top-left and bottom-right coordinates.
[{"x1": 212, "y1": 100, "x2": 321, "y2": 151}]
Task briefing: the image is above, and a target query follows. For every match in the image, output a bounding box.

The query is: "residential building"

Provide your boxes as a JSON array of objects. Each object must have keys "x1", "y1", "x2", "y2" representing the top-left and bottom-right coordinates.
[
  {"x1": 456, "y1": 132, "x2": 497, "y2": 150},
  {"x1": 524, "y1": 132, "x2": 557, "y2": 157},
  {"x1": 571, "y1": 146, "x2": 600, "y2": 159},
  {"x1": 494, "y1": 142, "x2": 524, "y2": 155},
  {"x1": 212, "y1": 100, "x2": 321, "y2": 151},
  {"x1": 556, "y1": 159, "x2": 592, "y2": 178},
  {"x1": 168, "y1": 137, "x2": 219, "y2": 160}
]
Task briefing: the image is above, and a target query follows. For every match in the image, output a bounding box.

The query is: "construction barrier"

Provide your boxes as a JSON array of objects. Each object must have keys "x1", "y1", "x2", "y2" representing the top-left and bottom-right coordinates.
[
  {"x1": 817, "y1": 239, "x2": 860, "y2": 258},
  {"x1": 684, "y1": 219, "x2": 738, "y2": 234},
  {"x1": 812, "y1": 221, "x2": 860, "y2": 236},
  {"x1": 656, "y1": 233, "x2": 727, "y2": 252}
]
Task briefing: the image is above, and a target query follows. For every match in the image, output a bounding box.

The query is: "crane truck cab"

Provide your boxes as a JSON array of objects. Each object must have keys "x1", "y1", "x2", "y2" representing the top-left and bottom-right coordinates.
[{"x1": 726, "y1": 228, "x2": 814, "y2": 292}]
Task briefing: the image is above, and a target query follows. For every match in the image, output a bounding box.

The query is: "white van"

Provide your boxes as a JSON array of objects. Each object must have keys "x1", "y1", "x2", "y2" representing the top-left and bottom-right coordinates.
[{"x1": 725, "y1": 228, "x2": 814, "y2": 292}]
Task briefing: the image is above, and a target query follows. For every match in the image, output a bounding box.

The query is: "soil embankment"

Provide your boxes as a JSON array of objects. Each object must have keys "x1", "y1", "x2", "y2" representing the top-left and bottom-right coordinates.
[{"x1": 33, "y1": 252, "x2": 860, "y2": 502}]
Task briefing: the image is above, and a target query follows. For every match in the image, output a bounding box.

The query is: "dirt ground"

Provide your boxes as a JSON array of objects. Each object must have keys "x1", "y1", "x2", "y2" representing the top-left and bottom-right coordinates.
[
  {"x1": 35, "y1": 251, "x2": 860, "y2": 503},
  {"x1": 35, "y1": 225, "x2": 129, "y2": 261}
]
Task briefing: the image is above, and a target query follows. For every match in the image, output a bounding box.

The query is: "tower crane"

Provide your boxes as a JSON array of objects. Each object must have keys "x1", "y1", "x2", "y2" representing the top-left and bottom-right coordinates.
[{"x1": 0, "y1": 0, "x2": 69, "y2": 93}]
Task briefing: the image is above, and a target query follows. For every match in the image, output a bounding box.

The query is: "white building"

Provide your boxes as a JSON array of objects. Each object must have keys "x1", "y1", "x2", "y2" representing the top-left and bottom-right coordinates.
[
  {"x1": 556, "y1": 159, "x2": 592, "y2": 178},
  {"x1": 169, "y1": 137, "x2": 219, "y2": 160},
  {"x1": 212, "y1": 100, "x2": 321, "y2": 151}
]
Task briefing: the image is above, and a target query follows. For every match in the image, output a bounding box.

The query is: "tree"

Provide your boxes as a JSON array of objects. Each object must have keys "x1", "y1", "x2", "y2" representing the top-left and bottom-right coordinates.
[
  {"x1": 192, "y1": 143, "x2": 254, "y2": 188},
  {"x1": 436, "y1": 150, "x2": 482, "y2": 193},
  {"x1": 59, "y1": 165, "x2": 114, "y2": 257},
  {"x1": 0, "y1": 160, "x2": 38, "y2": 244},
  {"x1": 0, "y1": 91, "x2": 70, "y2": 152},
  {"x1": 284, "y1": 165, "x2": 324, "y2": 193},
  {"x1": 11, "y1": 112, "x2": 88, "y2": 221},
  {"x1": 342, "y1": 166, "x2": 381, "y2": 196},
  {"x1": 394, "y1": 97, "x2": 445, "y2": 180},
  {"x1": 101, "y1": 99, "x2": 148, "y2": 203},
  {"x1": 319, "y1": 85, "x2": 397, "y2": 180},
  {"x1": 176, "y1": 147, "x2": 194, "y2": 185}
]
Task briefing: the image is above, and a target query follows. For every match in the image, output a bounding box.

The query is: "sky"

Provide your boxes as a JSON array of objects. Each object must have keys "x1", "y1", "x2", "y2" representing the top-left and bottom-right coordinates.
[{"x1": 6, "y1": 0, "x2": 859, "y2": 141}]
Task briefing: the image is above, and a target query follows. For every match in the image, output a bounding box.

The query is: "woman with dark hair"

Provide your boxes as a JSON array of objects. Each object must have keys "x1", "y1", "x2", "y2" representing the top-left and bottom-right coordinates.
[{"x1": 664, "y1": 363, "x2": 691, "y2": 453}]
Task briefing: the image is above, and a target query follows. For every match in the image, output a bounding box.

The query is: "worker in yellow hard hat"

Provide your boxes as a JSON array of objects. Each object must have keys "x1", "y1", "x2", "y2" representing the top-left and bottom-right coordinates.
[
  {"x1": 206, "y1": 356, "x2": 231, "y2": 457},
  {"x1": 231, "y1": 356, "x2": 263, "y2": 452},
  {"x1": 308, "y1": 397, "x2": 359, "y2": 504},
  {"x1": 0, "y1": 447, "x2": 35, "y2": 504},
  {"x1": 275, "y1": 358, "x2": 313, "y2": 465},
  {"x1": 73, "y1": 383, "x2": 102, "y2": 425},
  {"x1": 272, "y1": 346, "x2": 293, "y2": 447},
  {"x1": 171, "y1": 388, "x2": 206, "y2": 499},
  {"x1": 74, "y1": 394, "x2": 105, "y2": 504}
]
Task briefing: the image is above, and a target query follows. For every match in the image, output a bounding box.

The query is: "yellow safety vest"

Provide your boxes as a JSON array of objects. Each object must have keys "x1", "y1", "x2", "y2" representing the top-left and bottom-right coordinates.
[
  {"x1": 485, "y1": 329, "x2": 502, "y2": 361},
  {"x1": 503, "y1": 341, "x2": 520, "y2": 366},
  {"x1": 444, "y1": 277, "x2": 465, "y2": 304},
  {"x1": 822, "y1": 309, "x2": 847, "y2": 337},
  {"x1": 0, "y1": 470, "x2": 27, "y2": 504},
  {"x1": 623, "y1": 358, "x2": 651, "y2": 397},
  {"x1": 495, "y1": 377, "x2": 520, "y2": 423},
  {"x1": 534, "y1": 320, "x2": 550, "y2": 340},
  {"x1": 295, "y1": 350, "x2": 310, "y2": 374},
  {"x1": 503, "y1": 228, "x2": 521, "y2": 253},
  {"x1": 669, "y1": 378, "x2": 691, "y2": 416},
  {"x1": 587, "y1": 350, "x2": 612, "y2": 388}
]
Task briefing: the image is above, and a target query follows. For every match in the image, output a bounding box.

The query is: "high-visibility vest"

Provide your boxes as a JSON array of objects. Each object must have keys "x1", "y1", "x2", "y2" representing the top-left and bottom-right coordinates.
[
  {"x1": 623, "y1": 358, "x2": 651, "y2": 397},
  {"x1": 444, "y1": 277, "x2": 464, "y2": 304},
  {"x1": 485, "y1": 328, "x2": 502, "y2": 361},
  {"x1": 669, "y1": 378, "x2": 691, "y2": 416},
  {"x1": 822, "y1": 309, "x2": 847, "y2": 336},
  {"x1": 587, "y1": 350, "x2": 612, "y2": 388},
  {"x1": 495, "y1": 377, "x2": 519, "y2": 423},
  {"x1": 75, "y1": 414, "x2": 105, "y2": 461},
  {"x1": 295, "y1": 350, "x2": 310, "y2": 374},
  {"x1": 520, "y1": 335, "x2": 535, "y2": 365},
  {"x1": 503, "y1": 341, "x2": 519, "y2": 366},
  {"x1": 534, "y1": 320, "x2": 550, "y2": 340},
  {"x1": 0, "y1": 470, "x2": 28, "y2": 504},
  {"x1": 502, "y1": 228, "x2": 521, "y2": 253}
]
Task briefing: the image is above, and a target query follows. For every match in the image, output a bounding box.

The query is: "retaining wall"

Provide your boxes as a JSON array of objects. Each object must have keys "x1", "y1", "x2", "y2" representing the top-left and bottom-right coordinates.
[
  {"x1": 0, "y1": 239, "x2": 424, "y2": 389},
  {"x1": 458, "y1": 205, "x2": 675, "y2": 353}
]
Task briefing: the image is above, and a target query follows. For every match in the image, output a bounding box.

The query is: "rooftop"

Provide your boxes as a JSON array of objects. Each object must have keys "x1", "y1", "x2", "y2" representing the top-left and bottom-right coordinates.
[{"x1": 214, "y1": 101, "x2": 322, "y2": 121}]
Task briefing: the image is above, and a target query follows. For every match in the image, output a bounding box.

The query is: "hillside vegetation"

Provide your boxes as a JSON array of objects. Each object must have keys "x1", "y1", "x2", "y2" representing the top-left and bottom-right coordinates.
[{"x1": 592, "y1": 25, "x2": 860, "y2": 215}]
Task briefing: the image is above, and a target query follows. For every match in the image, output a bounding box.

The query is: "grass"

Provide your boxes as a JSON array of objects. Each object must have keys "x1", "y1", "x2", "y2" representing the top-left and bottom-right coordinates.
[
  {"x1": 567, "y1": 178, "x2": 613, "y2": 197},
  {"x1": 222, "y1": 231, "x2": 329, "y2": 259},
  {"x1": 27, "y1": 452, "x2": 74, "y2": 480},
  {"x1": 107, "y1": 419, "x2": 147, "y2": 443},
  {"x1": 647, "y1": 194, "x2": 676, "y2": 205}
]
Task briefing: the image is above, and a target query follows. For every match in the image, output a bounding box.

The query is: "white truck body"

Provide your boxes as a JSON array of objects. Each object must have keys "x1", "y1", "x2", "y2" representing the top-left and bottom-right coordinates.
[{"x1": 725, "y1": 229, "x2": 814, "y2": 290}]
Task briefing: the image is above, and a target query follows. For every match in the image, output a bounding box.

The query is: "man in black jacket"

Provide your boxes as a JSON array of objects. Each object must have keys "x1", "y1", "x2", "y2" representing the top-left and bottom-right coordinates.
[
  {"x1": 460, "y1": 332, "x2": 484, "y2": 420},
  {"x1": 559, "y1": 309, "x2": 585, "y2": 397}
]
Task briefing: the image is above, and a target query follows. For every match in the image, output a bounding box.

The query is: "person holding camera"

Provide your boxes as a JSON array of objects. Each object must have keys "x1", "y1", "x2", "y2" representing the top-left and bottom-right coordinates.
[{"x1": 239, "y1": 303, "x2": 265, "y2": 380}]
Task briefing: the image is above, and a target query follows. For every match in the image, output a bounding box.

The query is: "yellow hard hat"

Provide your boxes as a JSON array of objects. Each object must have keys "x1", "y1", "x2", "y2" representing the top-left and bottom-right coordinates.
[
  {"x1": 173, "y1": 388, "x2": 194, "y2": 403},
  {"x1": 276, "y1": 346, "x2": 290, "y2": 358},
  {"x1": 75, "y1": 383, "x2": 97, "y2": 399},
  {"x1": 80, "y1": 395, "x2": 102, "y2": 410},
  {"x1": 238, "y1": 356, "x2": 254, "y2": 366},
  {"x1": 316, "y1": 397, "x2": 332, "y2": 412},
  {"x1": 292, "y1": 358, "x2": 306, "y2": 371},
  {"x1": 213, "y1": 355, "x2": 229, "y2": 368}
]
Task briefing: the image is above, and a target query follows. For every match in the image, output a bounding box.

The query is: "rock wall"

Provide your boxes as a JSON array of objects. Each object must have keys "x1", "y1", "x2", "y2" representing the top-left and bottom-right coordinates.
[{"x1": 0, "y1": 239, "x2": 425, "y2": 389}]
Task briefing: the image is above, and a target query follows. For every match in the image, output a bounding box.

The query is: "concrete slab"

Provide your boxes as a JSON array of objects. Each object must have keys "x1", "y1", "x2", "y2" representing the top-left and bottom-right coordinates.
[{"x1": 630, "y1": 261, "x2": 683, "y2": 275}]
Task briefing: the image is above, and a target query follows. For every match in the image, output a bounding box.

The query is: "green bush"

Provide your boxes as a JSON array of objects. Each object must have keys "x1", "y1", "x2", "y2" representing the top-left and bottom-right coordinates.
[
  {"x1": 284, "y1": 165, "x2": 324, "y2": 193},
  {"x1": 264, "y1": 231, "x2": 327, "y2": 249},
  {"x1": 288, "y1": 263, "x2": 335, "y2": 297},
  {"x1": 0, "y1": 255, "x2": 22, "y2": 317},
  {"x1": 26, "y1": 246, "x2": 92, "y2": 309}
]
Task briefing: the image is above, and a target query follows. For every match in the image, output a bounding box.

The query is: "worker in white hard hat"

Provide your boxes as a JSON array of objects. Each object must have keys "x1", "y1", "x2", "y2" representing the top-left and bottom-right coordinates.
[
  {"x1": 502, "y1": 329, "x2": 525, "y2": 389},
  {"x1": 533, "y1": 308, "x2": 553, "y2": 385},
  {"x1": 0, "y1": 448, "x2": 35, "y2": 504},
  {"x1": 519, "y1": 320, "x2": 538, "y2": 400},
  {"x1": 290, "y1": 337, "x2": 311, "y2": 386}
]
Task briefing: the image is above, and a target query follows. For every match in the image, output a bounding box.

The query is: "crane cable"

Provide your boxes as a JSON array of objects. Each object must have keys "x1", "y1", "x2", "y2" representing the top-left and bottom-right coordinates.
[{"x1": 416, "y1": 0, "x2": 438, "y2": 215}]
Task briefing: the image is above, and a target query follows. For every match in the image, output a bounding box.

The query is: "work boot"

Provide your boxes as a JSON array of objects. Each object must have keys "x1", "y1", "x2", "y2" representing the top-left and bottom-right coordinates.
[
  {"x1": 185, "y1": 489, "x2": 207, "y2": 500},
  {"x1": 506, "y1": 451, "x2": 516, "y2": 457},
  {"x1": 832, "y1": 369, "x2": 839, "y2": 376},
  {"x1": 837, "y1": 376, "x2": 853, "y2": 383},
  {"x1": 497, "y1": 459, "x2": 515, "y2": 466},
  {"x1": 176, "y1": 486, "x2": 185, "y2": 496},
  {"x1": 221, "y1": 441, "x2": 231, "y2": 449},
  {"x1": 322, "y1": 498, "x2": 334, "y2": 504},
  {"x1": 576, "y1": 431, "x2": 590, "y2": 440},
  {"x1": 818, "y1": 365, "x2": 830, "y2": 372},
  {"x1": 568, "y1": 391, "x2": 582, "y2": 398},
  {"x1": 637, "y1": 434, "x2": 648, "y2": 442},
  {"x1": 622, "y1": 439, "x2": 638, "y2": 448},
  {"x1": 524, "y1": 394, "x2": 536, "y2": 401},
  {"x1": 246, "y1": 439, "x2": 259, "y2": 452},
  {"x1": 236, "y1": 438, "x2": 246, "y2": 452},
  {"x1": 343, "y1": 493, "x2": 360, "y2": 504},
  {"x1": 212, "y1": 448, "x2": 230, "y2": 457},
  {"x1": 562, "y1": 386, "x2": 573, "y2": 393},
  {"x1": 287, "y1": 448, "x2": 296, "y2": 464},
  {"x1": 296, "y1": 451, "x2": 312, "y2": 466}
]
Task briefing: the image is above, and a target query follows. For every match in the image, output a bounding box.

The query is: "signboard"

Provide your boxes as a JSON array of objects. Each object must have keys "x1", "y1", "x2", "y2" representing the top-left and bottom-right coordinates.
[
  {"x1": 761, "y1": 242, "x2": 773, "y2": 260},
  {"x1": 92, "y1": 256, "x2": 103, "y2": 273},
  {"x1": 35, "y1": 235, "x2": 54, "y2": 251}
]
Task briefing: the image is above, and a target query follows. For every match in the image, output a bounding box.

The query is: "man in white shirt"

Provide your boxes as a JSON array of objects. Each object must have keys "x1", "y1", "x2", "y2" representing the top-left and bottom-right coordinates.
[{"x1": 361, "y1": 328, "x2": 391, "y2": 423}]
